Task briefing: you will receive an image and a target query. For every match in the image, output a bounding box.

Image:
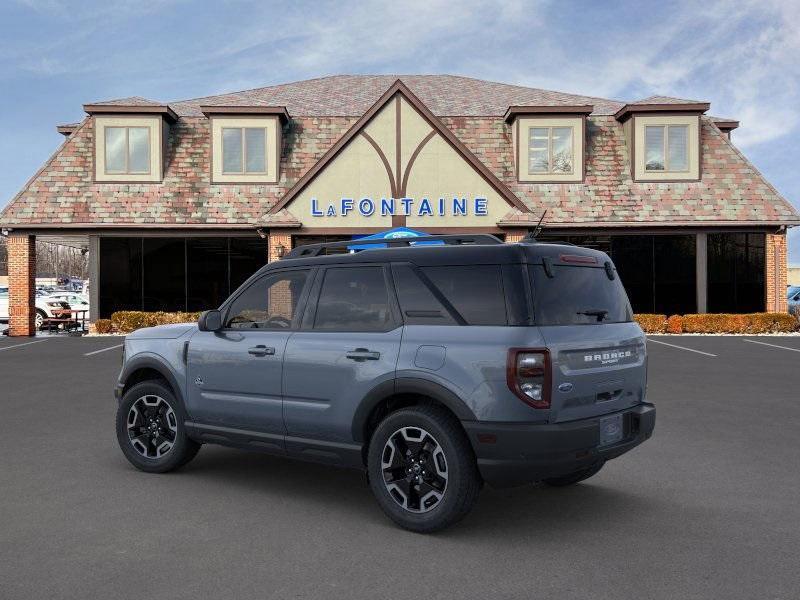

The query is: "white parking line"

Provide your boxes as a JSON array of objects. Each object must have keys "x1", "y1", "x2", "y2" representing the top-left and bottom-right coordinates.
[
  {"x1": 646, "y1": 338, "x2": 717, "y2": 357},
  {"x1": 84, "y1": 344, "x2": 123, "y2": 356},
  {"x1": 742, "y1": 339, "x2": 800, "y2": 353},
  {"x1": 0, "y1": 339, "x2": 50, "y2": 352}
]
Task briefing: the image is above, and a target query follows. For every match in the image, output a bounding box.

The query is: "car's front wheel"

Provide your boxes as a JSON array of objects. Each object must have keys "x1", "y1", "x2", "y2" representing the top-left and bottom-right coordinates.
[
  {"x1": 367, "y1": 405, "x2": 481, "y2": 533},
  {"x1": 34, "y1": 309, "x2": 46, "y2": 330},
  {"x1": 116, "y1": 380, "x2": 200, "y2": 473}
]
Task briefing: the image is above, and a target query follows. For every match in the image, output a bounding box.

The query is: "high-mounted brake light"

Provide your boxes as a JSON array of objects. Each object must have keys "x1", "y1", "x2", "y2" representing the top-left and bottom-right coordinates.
[
  {"x1": 506, "y1": 348, "x2": 551, "y2": 409},
  {"x1": 559, "y1": 254, "x2": 597, "y2": 264}
]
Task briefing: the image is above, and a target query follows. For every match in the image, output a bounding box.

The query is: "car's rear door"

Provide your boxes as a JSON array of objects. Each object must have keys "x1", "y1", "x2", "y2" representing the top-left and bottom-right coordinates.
[{"x1": 282, "y1": 264, "x2": 402, "y2": 465}]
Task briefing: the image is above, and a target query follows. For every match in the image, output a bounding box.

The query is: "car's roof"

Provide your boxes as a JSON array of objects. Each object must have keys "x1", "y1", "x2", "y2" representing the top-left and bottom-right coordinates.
[{"x1": 265, "y1": 241, "x2": 611, "y2": 271}]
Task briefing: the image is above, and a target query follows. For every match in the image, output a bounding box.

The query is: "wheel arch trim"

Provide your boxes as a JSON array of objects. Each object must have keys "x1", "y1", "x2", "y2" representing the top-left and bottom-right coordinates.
[
  {"x1": 119, "y1": 353, "x2": 185, "y2": 407},
  {"x1": 351, "y1": 377, "x2": 477, "y2": 443}
]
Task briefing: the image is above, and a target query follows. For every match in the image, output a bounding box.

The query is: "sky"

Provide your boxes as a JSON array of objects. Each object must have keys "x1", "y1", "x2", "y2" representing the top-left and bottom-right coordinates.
[{"x1": 0, "y1": 0, "x2": 798, "y2": 261}]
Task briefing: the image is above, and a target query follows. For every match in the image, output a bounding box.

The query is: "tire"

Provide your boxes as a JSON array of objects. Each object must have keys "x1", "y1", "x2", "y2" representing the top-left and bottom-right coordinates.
[
  {"x1": 367, "y1": 405, "x2": 481, "y2": 533},
  {"x1": 116, "y1": 380, "x2": 200, "y2": 473},
  {"x1": 543, "y1": 461, "x2": 604, "y2": 487},
  {"x1": 35, "y1": 309, "x2": 46, "y2": 330}
]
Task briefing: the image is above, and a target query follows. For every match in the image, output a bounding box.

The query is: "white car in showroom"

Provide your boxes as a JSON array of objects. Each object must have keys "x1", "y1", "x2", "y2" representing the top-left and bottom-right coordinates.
[{"x1": 0, "y1": 286, "x2": 73, "y2": 329}]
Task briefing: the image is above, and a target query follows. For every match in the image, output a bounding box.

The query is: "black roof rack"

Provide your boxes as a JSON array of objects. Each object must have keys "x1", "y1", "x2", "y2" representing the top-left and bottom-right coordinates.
[{"x1": 283, "y1": 234, "x2": 503, "y2": 259}]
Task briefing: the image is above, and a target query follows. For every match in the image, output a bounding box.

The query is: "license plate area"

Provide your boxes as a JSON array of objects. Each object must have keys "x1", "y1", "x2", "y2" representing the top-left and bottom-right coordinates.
[{"x1": 599, "y1": 413, "x2": 624, "y2": 447}]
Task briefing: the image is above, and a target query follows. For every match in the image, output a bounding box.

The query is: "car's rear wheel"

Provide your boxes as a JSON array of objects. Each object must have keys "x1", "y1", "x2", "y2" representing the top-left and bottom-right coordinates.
[
  {"x1": 543, "y1": 461, "x2": 604, "y2": 487},
  {"x1": 367, "y1": 405, "x2": 481, "y2": 533},
  {"x1": 116, "y1": 380, "x2": 200, "y2": 473},
  {"x1": 34, "y1": 309, "x2": 46, "y2": 330}
]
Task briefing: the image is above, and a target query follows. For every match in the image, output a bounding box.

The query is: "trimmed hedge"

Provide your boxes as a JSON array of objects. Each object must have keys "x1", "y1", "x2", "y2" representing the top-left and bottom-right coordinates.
[
  {"x1": 104, "y1": 310, "x2": 798, "y2": 334},
  {"x1": 94, "y1": 319, "x2": 113, "y2": 334},
  {"x1": 679, "y1": 313, "x2": 798, "y2": 334},
  {"x1": 110, "y1": 311, "x2": 202, "y2": 333},
  {"x1": 635, "y1": 312, "x2": 798, "y2": 333},
  {"x1": 634, "y1": 314, "x2": 667, "y2": 333}
]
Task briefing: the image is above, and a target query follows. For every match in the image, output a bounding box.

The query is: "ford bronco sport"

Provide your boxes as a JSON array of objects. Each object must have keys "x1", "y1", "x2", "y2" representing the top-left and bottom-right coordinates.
[{"x1": 115, "y1": 234, "x2": 655, "y2": 532}]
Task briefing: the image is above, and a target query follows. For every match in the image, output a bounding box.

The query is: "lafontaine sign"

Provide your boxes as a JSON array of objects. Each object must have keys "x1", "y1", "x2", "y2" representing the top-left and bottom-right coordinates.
[{"x1": 310, "y1": 196, "x2": 488, "y2": 218}]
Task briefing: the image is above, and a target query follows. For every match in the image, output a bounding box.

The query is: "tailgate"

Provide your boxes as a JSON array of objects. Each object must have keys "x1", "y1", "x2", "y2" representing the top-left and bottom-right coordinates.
[{"x1": 539, "y1": 322, "x2": 646, "y2": 423}]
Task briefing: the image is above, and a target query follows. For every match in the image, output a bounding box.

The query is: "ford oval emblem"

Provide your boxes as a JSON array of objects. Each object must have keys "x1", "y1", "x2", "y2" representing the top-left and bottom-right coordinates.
[{"x1": 558, "y1": 382, "x2": 573, "y2": 393}]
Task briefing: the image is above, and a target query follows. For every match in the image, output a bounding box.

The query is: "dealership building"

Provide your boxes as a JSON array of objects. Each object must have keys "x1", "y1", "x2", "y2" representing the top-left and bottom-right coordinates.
[{"x1": 1, "y1": 74, "x2": 798, "y2": 335}]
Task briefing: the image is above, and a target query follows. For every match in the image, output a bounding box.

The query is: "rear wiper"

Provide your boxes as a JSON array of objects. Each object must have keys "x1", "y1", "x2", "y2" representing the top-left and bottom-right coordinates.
[{"x1": 577, "y1": 309, "x2": 609, "y2": 322}]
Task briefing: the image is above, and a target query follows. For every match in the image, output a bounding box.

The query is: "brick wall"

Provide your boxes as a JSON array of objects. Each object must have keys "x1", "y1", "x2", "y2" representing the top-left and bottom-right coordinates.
[
  {"x1": 268, "y1": 230, "x2": 293, "y2": 263},
  {"x1": 765, "y1": 232, "x2": 788, "y2": 312},
  {"x1": 8, "y1": 234, "x2": 36, "y2": 336},
  {"x1": 503, "y1": 229, "x2": 528, "y2": 243}
]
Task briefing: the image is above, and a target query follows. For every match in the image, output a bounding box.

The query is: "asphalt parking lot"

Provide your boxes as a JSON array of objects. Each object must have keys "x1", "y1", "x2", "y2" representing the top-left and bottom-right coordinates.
[{"x1": 1, "y1": 335, "x2": 799, "y2": 599}]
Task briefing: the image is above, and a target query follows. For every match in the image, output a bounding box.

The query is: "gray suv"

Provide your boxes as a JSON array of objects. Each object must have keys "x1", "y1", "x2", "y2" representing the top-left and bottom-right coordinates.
[{"x1": 115, "y1": 235, "x2": 655, "y2": 532}]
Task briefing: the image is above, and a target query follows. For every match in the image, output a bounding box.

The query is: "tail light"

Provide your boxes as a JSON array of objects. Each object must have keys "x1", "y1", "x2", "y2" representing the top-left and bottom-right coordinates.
[{"x1": 507, "y1": 348, "x2": 551, "y2": 409}]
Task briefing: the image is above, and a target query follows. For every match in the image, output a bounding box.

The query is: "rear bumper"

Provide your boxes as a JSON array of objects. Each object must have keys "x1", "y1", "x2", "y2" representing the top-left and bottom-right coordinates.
[{"x1": 463, "y1": 403, "x2": 655, "y2": 488}]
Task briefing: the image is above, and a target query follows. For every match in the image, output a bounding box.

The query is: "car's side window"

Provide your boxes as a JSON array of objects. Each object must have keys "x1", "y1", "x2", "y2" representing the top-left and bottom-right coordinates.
[
  {"x1": 225, "y1": 269, "x2": 310, "y2": 329},
  {"x1": 313, "y1": 266, "x2": 392, "y2": 331}
]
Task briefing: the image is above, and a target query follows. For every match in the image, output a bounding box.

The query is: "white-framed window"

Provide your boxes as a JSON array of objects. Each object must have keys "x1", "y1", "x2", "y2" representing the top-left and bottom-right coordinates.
[
  {"x1": 104, "y1": 126, "x2": 151, "y2": 175},
  {"x1": 528, "y1": 126, "x2": 574, "y2": 175},
  {"x1": 644, "y1": 124, "x2": 689, "y2": 172},
  {"x1": 221, "y1": 127, "x2": 268, "y2": 174}
]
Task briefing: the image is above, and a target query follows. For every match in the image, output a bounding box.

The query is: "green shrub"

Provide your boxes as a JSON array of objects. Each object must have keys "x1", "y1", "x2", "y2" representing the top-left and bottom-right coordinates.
[{"x1": 110, "y1": 311, "x2": 202, "y2": 333}]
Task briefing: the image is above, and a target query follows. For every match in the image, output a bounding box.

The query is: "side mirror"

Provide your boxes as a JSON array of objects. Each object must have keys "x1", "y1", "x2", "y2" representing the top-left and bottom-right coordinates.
[{"x1": 198, "y1": 309, "x2": 222, "y2": 332}]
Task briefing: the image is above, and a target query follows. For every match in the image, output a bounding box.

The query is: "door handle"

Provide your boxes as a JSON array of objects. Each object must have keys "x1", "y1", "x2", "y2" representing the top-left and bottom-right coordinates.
[
  {"x1": 346, "y1": 348, "x2": 381, "y2": 361},
  {"x1": 248, "y1": 345, "x2": 276, "y2": 357}
]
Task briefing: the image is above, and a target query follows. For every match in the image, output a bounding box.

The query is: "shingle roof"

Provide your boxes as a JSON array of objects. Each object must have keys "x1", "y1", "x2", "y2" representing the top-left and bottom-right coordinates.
[
  {"x1": 1, "y1": 75, "x2": 796, "y2": 229},
  {"x1": 631, "y1": 95, "x2": 707, "y2": 105},
  {"x1": 87, "y1": 96, "x2": 164, "y2": 107},
  {"x1": 168, "y1": 74, "x2": 626, "y2": 117}
]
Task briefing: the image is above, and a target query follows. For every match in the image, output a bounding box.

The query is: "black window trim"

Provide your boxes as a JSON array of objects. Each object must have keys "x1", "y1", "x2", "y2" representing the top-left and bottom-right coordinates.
[
  {"x1": 219, "y1": 265, "x2": 316, "y2": 332},
  {"x1": 301, "y1": 263, "x2": 402, "y2": 333}
]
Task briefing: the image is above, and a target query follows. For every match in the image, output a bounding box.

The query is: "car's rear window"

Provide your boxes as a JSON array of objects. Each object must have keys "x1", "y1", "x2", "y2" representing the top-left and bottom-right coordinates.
[
  {"x1": 421, "y1": 265, "x2": 507, "y2": 326},
  {"x1": 530, "y1": 264, "x2": 633, "y2": 325}
]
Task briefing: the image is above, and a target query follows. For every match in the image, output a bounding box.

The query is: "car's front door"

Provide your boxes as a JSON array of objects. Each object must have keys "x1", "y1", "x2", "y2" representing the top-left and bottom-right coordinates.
[
  {"x1": 186, "y1": 267, "x2": 313, "y2": 443},
  {"x1": 283, "y1": 264, "x2": 402, "y2": 463}
]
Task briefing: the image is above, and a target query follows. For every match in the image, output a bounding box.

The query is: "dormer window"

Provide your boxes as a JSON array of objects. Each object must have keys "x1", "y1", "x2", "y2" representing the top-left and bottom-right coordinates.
[
  {"x1": 84, "y1": 101, "x2": 175, "y2": 183},
  {"x1": 105, "y1": 126, "x2": 151, "y2": 174},
  {"x1": 92, "y1": 116, "x2": 164, "y2": 182},
  {"x1": 201, "y1": 106, "x2": 289, "y2": 184},
  {"x1": 222, "y1": 127, "x2": 268, "y2": 174},
  {"x1": 505, "y1": 106, "x2": 591, "y2": 184},
  {"x1": 644, "y1": 124, "x2": 688, "y2": 172},
  {"x1": 528, "y1": 126, "x2": 574, "y2": 174}
]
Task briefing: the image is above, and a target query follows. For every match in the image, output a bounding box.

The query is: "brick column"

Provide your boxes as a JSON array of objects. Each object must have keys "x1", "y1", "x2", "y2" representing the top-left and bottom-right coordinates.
[
  {"x1": 268, "y1": 230, "x2": 292, "y2": 263},
  {"x1": 8, "y1": 234, "x2": 36, "y2": 336},
  {"x1": 765, "y1": 232, "x2": 788, "y2": 312},
  {"x1": 503, "y1": 229, "x2": 528, "y2": 243}
]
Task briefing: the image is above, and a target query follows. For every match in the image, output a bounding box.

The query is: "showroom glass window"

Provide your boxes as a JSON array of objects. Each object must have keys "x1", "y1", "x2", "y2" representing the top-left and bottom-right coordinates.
[
  {"x1": 98, "y1": 237, "x2": 266, "y2": 317},
  {"x1": 707, "y1": 233, "x2": 765, "y2": 312},
  {"x1": 528, "y1": 126, "x2": 573, "y2": 174},
  {"x1": 104, "y1": 126, "x2": 150, "y2": 174},
  {"x1": 645, "y1": 125, "x2": 688, "y2": 171},
  {"x1": 537, "y1": 234, "x2": 697, "y2": 315},
  {"x1": 222, "y1": 127, "x2": 267, "y2": 174}
]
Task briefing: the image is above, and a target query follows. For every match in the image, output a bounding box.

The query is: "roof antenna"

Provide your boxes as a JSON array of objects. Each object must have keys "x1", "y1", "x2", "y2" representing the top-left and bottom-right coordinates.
[{"x1": 522, "y1": 210, "x2": 547, "y2": 242}]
